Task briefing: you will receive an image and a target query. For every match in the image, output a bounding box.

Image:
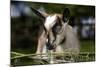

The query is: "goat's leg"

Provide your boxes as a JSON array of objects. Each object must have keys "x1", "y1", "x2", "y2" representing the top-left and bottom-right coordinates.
[{"x1": 36, "y1": 31, "x2": 47, "y2": 58}]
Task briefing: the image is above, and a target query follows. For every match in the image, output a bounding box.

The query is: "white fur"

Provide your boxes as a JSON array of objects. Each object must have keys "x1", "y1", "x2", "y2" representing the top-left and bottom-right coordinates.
[{"x1": 44, "y1": 14, "x2": 57, "y2": 31}]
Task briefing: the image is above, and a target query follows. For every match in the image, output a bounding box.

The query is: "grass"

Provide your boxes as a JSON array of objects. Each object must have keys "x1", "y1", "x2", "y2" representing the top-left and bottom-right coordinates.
[
  {"x1": 11, "y1": 40, "x2": 95, "y2": 66},
  {"x1": 80, "y1": 40, "x2": 95, "y2": 52},
  {"x1": 11, "y1": 47, "x2": 35, "y2": 54},
  {"x1": 12, "y1": 40, "x2": 95, "y2": 54}
]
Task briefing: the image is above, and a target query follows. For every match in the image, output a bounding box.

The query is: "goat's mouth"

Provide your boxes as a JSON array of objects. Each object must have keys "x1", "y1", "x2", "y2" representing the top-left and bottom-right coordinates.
[{"x1": 46, "y1": 42, "x2": 56, "y2": 50}]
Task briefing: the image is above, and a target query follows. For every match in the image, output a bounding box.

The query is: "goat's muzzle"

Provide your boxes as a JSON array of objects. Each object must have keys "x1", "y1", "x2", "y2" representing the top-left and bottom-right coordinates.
[{"x1": 46, "y1": 42, "x2": 56, "y2": 50}]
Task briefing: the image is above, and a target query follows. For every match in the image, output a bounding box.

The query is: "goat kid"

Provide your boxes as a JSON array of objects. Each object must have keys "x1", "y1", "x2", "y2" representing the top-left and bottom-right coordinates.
[{"x1": 30, "y1": 7, "x2": 80, "y2": 63}]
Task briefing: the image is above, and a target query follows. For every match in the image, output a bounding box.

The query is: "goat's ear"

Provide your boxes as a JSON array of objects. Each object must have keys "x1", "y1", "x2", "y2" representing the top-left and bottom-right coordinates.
[
  {"x1": 30, "y1": 7, "x2": 48, "y2": 19},
  {"x1": 62, "y1": 8, "x2": 70, "y2": 23}
]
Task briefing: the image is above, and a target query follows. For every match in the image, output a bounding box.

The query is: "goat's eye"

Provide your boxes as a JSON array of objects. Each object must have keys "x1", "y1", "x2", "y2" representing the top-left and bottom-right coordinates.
[{"x1": 52, "y1": 25, "x2": 61, "y2": 34}]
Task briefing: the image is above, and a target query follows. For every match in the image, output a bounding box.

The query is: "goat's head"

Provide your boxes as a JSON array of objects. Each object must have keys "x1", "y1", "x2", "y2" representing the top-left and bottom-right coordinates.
[{"x1": 30, "y1": 7, "x2": 70, "y2": 50}]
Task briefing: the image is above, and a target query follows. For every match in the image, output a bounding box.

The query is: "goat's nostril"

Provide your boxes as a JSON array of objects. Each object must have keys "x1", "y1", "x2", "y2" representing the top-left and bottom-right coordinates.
[{"x1": 46, "y1": 42, "x2": 55, "y2": 50}]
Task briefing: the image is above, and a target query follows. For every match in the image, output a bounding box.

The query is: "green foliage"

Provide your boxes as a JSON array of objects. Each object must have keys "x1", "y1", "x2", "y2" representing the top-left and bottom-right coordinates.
[
  {"x1": 80, "y1": 40, "x2": 95, "y2": 52},
  {"x1": 26, "y1": 2, "x2": 95, "y2": 16}
]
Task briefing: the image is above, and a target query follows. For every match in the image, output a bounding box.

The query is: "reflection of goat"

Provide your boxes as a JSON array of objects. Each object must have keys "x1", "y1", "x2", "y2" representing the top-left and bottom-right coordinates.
[{"x1": 31, "y1": 7, "x2": 80, "y2": 63}]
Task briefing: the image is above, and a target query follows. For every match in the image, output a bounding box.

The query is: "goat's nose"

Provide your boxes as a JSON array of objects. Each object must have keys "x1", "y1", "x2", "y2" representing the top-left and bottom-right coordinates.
[{"x1": 46, "y1": 42, "x2": 55, "y2": 50}]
